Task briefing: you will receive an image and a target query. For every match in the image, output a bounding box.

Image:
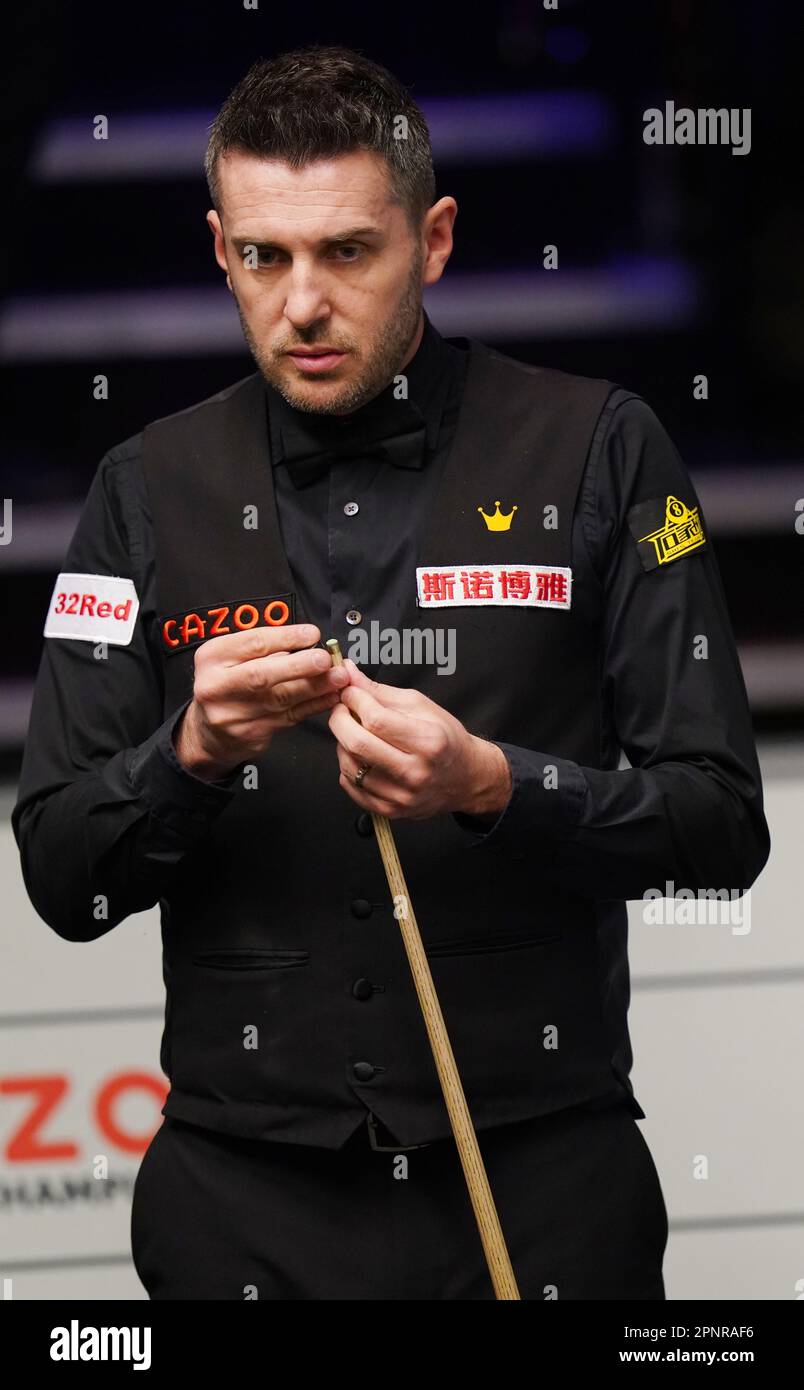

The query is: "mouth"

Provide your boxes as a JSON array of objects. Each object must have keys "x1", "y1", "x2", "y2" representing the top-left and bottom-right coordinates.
[{"x1": 285, "y1": 349, "x2": 347, "y2": 374}]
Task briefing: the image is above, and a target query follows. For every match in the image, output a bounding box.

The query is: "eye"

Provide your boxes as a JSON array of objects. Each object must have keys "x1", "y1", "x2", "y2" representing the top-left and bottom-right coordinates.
[{"x1": 250, "y1": 245, "x2": 364, "y2": 266}]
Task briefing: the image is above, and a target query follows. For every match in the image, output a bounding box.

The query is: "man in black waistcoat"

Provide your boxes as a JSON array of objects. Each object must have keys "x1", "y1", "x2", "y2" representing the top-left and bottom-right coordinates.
[{"x1": 13, "y1": 46, "x2": 769, "y2": 1300}]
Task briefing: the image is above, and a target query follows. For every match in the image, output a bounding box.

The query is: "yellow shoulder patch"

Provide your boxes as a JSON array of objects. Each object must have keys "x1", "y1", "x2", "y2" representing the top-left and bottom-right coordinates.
[{"x1": 627, "y1": 494, "x2": 707, "y2": 571}]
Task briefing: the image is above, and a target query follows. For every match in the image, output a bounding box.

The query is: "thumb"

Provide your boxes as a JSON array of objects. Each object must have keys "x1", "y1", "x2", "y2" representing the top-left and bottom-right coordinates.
[
  {"x1": 341, "y1": 658, "x2": 376, "y2": 690},
  {"x1": 342, "y1": 659, "x2": 421, "y2": 709}
]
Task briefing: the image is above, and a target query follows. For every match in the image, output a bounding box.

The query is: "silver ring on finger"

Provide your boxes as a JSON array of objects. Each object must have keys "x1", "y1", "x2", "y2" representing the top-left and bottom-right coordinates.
[{"x1": 353, "y1": 762, "x2": 372, "y2": 787}]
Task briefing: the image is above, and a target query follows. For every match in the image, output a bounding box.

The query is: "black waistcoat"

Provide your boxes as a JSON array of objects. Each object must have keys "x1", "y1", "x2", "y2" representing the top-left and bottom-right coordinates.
[{"x1": 141, "y1": 338, "x2": 637, "y2": 1148}]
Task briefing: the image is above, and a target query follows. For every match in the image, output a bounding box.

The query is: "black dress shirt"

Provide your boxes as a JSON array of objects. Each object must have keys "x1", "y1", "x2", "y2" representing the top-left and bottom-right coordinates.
[{"x1": 12, "y1": 313, "x2": 770, "y2": 940}]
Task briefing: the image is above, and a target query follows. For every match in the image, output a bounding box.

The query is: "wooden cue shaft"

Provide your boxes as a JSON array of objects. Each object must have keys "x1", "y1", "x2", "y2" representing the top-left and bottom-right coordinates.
[{"x1": 326, "y1": 638, "x2": 521, "y2": 1301}]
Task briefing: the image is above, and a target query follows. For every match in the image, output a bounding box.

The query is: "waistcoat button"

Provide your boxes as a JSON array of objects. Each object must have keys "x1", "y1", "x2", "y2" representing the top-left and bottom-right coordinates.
[
  {"x1": 350, "y1": 898, "x2": 373, "y2": 919},
  {"x1": 353, "y1": 1061, "x2": 376, "y2": 1082},
  {"x1": 352, "y1": 978, "x2": 373, "y2": 1001},
  {"x1": 354, "y1": 812, "x2": 374, "y2": 837}
]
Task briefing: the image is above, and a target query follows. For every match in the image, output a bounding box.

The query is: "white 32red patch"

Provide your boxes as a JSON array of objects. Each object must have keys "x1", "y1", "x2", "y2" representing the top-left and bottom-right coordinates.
[{"x1": 44, "y1": 573, "x2": 139, "y2": 645}]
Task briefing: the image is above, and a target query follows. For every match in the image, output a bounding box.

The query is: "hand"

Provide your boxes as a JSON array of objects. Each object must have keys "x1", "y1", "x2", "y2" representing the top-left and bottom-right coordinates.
[
  {"x1": 174, "y1": 623, "x2": 349, "y2": 781},
  {"x1": 327, "y1": 659, "x2": 512, "y2": 821}
]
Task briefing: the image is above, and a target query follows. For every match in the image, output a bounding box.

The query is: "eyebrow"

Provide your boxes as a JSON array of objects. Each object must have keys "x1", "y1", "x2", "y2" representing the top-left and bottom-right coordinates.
[{"x1": 231, "y1": 225, "x2": 384, "y2": 251}]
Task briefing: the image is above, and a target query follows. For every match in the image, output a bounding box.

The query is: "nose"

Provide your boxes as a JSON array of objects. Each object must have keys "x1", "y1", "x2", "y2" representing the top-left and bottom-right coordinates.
[{"x1": 283, "y1": 262, "x2": 332, "y2": 335}]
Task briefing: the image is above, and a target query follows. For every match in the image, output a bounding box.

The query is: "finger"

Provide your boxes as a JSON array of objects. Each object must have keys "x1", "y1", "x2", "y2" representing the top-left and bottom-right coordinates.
[
  {"x1": 339, "y1": 683, "x2": 434, "y2": 755},
  {"x1": 341, "y1": 659, "x2": 422, "y2": 710},
  {"x1": 337, "y1": 746, "x2": 402, "y2": 802},
  {"x1": 282, "y1": 687, "x2": 344, "y2": 725},
  {"x1": 337, "y1": 770, "x2": 401, "y2": 819},
  {"x1": 230, "y1": 685, "x2": 343, "y2": 735},
  {"x1": 328, "y1": 700, "x2": 411, "y2": 780},
  {"x1": 270, "y1": 664, "x2": 349, "y2": 709},
  {"x1": 207, "y1": 680, "x2": 344, "y2": 732},
  {"x1": 340, "y1": 658, "x2": 375, "y2": 689},
  {"x1": 229, "y1": 647, "x2": 346, "y2": 701},
  {"x1": 210, "y1": 623, "x2": 321, "y2": 665},
  {"x1": 201, "y1": 662, "x2": 345, "y2": 714}
]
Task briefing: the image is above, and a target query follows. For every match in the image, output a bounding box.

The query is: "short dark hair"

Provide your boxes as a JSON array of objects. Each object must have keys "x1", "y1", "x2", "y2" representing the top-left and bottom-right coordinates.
[{"x1": 204, "y1": 45, "x2": 436, "y2": 230}]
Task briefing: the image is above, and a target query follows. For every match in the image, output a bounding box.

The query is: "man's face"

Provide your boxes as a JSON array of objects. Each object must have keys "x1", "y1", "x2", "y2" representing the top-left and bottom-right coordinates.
[{"x1": 207, "y1": 149, "x2": 452, "y2": 415}]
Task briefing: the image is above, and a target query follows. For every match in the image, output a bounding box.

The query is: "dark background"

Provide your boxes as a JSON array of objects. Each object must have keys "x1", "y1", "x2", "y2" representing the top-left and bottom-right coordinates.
[{"x1": 2, "y1": 0, "x2": 802, "y2": 773}]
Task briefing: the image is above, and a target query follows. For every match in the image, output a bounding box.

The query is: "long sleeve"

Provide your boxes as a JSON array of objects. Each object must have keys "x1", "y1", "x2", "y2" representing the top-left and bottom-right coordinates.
[
  {"x1": 11, "y1": 440, "x2": 240, "y2": 943},
  {"x1": 452, "y1": 393, "x2": 771, "y2": 900}
]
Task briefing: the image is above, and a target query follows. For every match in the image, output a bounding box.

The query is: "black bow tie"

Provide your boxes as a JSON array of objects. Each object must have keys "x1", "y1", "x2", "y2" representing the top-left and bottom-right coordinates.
[{"x1": 279, "y1": 405, "x2": 428, "y2": 490}]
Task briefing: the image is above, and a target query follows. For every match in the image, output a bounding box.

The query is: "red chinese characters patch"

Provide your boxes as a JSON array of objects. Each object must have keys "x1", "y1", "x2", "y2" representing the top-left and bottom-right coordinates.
[{"x1": 415, "y1": 564, "x2": 571, "y2": 610}]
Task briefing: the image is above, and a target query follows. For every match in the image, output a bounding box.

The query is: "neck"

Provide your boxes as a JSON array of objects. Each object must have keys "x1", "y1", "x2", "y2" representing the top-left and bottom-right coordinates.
[{"x1": 399, "y1": 310, "x2": 425, "y2": 373}]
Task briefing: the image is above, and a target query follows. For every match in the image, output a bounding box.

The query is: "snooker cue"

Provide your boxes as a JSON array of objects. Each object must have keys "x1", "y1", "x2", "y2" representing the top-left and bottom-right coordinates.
[{"x1": 326, "y1": 637, "x2": 521, "y2": 1301}]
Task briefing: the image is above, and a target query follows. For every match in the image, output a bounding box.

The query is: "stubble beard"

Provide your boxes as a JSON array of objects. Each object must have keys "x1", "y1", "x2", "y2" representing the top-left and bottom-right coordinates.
[{"x1": 232, "y1": 245, "x2": 425, "y2": 416}]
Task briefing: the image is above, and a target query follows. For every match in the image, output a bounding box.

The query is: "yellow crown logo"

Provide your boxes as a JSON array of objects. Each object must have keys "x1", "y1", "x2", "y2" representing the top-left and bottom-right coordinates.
[{"x1": 477, "y1": 499, "x2": 518, "y2": 532}]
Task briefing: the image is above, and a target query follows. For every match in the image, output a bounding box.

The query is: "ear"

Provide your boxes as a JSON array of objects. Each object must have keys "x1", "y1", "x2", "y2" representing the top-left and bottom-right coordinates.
[
  {"x1": 421, "y1": 196, "x2": 457, "y2": 288},
  {"x1": 206, "y1": 209, "x2": 229, "y2": 277}
]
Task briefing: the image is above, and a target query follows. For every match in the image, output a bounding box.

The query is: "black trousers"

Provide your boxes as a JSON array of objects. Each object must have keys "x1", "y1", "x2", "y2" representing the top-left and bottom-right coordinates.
[{"x1": 131, "y1": 1100, "x2": 668, "y2": 1300}]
